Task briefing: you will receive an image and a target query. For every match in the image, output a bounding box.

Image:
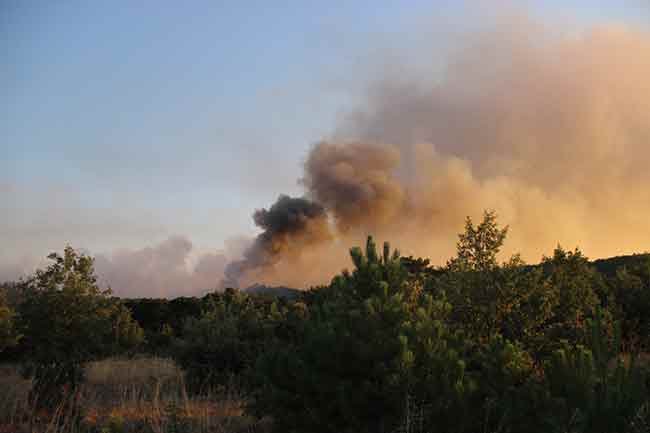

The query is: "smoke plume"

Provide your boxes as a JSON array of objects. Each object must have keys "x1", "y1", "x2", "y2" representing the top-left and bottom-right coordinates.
[
  {"x1": 225, "y1": 17, "x2": 650, "y2": 288},
  {"x1": 302, "y1": 142, "x2": 404, "y2": 233},
  {"x1": 223, "y1": 195, "x2": 331, "y2": 288},
  {"x1": 94, "y1": 236, "x2": 231, "y2": 298}
]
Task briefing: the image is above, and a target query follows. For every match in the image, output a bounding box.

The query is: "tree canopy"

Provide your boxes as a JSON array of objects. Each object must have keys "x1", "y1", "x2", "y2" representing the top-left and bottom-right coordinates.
[{"x1": 17, "y1": 246, "x2": 143, "y2": 405}]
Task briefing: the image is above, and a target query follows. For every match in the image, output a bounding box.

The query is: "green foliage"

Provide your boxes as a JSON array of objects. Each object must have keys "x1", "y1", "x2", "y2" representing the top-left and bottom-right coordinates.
[
  {"x1": 540, "y1": 247, "x2": 603, "y2": 350},
  {"x1": 607, "y1": 257, "x2": 650, "y2": 350},
  {"x1": 8, "y1": 212, "x2": 650, "y2": 432},
  {"x1": 449, "y1": 210, "x2": 508, "y2": 272},
  {"x1": 544, "y1": 308, "x2": 648, "y2": 433},
  {"x1": 439, "y1": 213, "x2": 555, "y2": 356},
  {"x1": 252, "y1": 218, "x2": 649, "y2": 433},
  {"x1": 458, "y1": 334, "x2": 551, "y2": 433},
  {"x1": 172, "y1": 288, "x2": 283, "y2": 392},
  {"x1": 17, "y1": 246, "x2": 143, "y2": 406},
  {"x1": 0, "y1": 291, "x2": 19, "y2": 352},
  {"x1": 438, "y1": 213, "x2": 605, "y2": 359},
  {"x1": 402, "y1": 294, "x2": 476, "y2": 432},
  {"x1": 255, "y1": 237, "x2": 471, "y2": 433}
]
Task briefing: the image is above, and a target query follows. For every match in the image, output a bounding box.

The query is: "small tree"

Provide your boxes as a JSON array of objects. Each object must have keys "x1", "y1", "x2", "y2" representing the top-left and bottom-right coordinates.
[
  {"x1": 441, "y1": 211, "x2": 554, "y2": 345},
  {"x1": 449, "y1": 210, "x2": 508, "y2": 273},
  {"x1": 609, "y1": 259, "x2": 650, "y2": 351},
  {"x1": 173, "y1": 288, "x2": 277, "y2": 392},
  {"x1": 444, "y1": 211, "x2": 511, "y2": 338},
  {"x1": 17, "y1": 246, "x2": 143, "y2": 406},
  {"x1": 0, "y1": 291, "x2": 19, "y2": 352},
  {"x1": 255, "y1": 237, "x2": 471, "y2": 433},
  {"x1": 540, "y1": 247, "x2": 602, "y2": 348}
]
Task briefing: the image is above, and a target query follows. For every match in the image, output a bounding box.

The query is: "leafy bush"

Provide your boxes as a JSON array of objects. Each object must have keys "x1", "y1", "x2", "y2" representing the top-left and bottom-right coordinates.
[
  {"x1": 0, "y1": 290, "x2": 19, "y2": 352},
  {"x1": 172, "y1": 288, "x2": 281, "y2": 392},
  {"x1": 436, "y1": 212, "x2": 555, "y2": 358},
  {"x1": 607, "y1": 258, "x2": 650, "y2": 350},
  {"x1": 539, "y1": 247, "x2": 603, "y2": 348},
  {"x1": 254, "y1": 237, "x2": 472, "y2": 433},
  {"x1": 544, "y1": 309, "x2": 648, "y2": 433},
  {"x1": 16, "y1": 246, "x2": 143, "y2": 407}
]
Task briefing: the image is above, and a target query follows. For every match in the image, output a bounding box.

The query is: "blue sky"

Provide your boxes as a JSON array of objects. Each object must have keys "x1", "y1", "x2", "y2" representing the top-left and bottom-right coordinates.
[{"x1": 2, "y1": 0, "x2": 649, "y2": 272}]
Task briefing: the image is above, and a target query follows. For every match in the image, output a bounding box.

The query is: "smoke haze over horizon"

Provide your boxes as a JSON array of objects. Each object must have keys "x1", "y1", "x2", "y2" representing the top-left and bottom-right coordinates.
[
  {"x1": 222, "y1": 15, "x2": 650, "y2": 289},
  {"x1": 3, "y1": 5, "x2": 650, "y2": 296}
]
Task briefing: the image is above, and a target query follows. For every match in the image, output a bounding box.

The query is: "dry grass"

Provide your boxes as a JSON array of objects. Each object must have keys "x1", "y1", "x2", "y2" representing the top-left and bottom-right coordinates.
[{"x1": 0, "y1": 357, "x2": 270, "y2": 433}]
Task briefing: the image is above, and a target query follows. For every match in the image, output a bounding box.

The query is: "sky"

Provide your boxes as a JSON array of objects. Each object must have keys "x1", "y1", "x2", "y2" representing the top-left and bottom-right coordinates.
[{"x1": 2, "y1": 1, "x2": 650, "y2": 291}]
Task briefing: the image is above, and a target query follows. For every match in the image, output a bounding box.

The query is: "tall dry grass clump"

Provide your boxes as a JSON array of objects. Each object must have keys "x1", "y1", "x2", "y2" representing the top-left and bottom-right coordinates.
[{"x1": 0, "y1": 357, "x2": 270, "y2": 433}]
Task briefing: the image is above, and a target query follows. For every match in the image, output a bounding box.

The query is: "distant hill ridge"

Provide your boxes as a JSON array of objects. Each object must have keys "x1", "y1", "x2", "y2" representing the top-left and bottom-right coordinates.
[
  {"x1": 591, "y1": 252, "x2": 650, "y2": 276},
  {"x1": 242, "y1": 284, "x2": 301, "y2": 299}
]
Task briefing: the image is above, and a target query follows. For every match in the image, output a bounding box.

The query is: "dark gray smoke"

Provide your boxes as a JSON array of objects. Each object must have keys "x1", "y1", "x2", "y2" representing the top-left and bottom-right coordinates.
[{"x1": 223, "y1": 194, "x2": 331, "y2": 287}]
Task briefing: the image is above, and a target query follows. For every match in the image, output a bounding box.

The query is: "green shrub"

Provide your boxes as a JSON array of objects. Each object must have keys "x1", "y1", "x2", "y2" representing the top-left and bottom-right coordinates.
[
  {"x1": 17, "y1": 246, "x2": 143, "y2": 407},
  {"x1": 544, "y1": 309, "x2": 648, "y2": 433},
  {"x1": 437, "y1": 212, "x2": 556, "y2": 358},
  {"x1": 608, "y1": 259, "x2": 650, "y2": 350},
  {"x1": 0, "y1": 291, "x2": 19, "y2": 352},
  {"x1": 172, "y1": 288, "x2": 279, "y2": 392},
  {"x1": 254, "y1": 237, "x2": 471, "y2": 433},
  {"x1": 539, "y1": 247, "x2": 603, "y2": 349}
]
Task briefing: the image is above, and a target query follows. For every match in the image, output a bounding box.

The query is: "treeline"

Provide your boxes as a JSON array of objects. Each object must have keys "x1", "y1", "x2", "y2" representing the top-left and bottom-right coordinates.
[{"x1": 1, "y1": 211, "x2": 650, "y2": 432}]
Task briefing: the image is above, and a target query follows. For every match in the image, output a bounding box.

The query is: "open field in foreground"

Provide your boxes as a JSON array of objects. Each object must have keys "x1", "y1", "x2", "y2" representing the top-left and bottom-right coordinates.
[{"x1": 0, "y1": 357, "x2": 270, "y2": 433}]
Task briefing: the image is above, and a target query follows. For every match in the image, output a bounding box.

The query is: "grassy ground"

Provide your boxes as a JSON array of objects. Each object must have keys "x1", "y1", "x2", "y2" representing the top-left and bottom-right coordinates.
[{"x1": 0, "y1": 357, "x2": 270, "y2": 433}]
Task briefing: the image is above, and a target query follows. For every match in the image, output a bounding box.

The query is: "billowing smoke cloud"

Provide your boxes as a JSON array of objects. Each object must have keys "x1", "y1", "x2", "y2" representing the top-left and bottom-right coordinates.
[
  {"x1": 94, "y1": 236, "x2": 232, "y2": 298},
  {"x1": 1, "y1": 236, "x2": 251, "y2": 297},
  {"x1": 302, "y1": 142, "x2": 404, "y2": 233},
  {"x1": 224, "y1": 195, "x2": 331, "y2": 288},
  {"x1": 335, "y1": 21, "x2": 650, "y2": 261},
  {"x1": 224, "y1": 17, "x2": 650, "y2": 289},
  {"x1": 8, "y1": 14, "x2": 650, "y2": 296}
]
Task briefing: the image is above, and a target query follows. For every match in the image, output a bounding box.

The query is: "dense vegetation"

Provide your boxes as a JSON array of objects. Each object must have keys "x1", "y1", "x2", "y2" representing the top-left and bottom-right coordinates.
[{"x1": 1, "y1": 211, "x2": 650, "y2": 432}]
